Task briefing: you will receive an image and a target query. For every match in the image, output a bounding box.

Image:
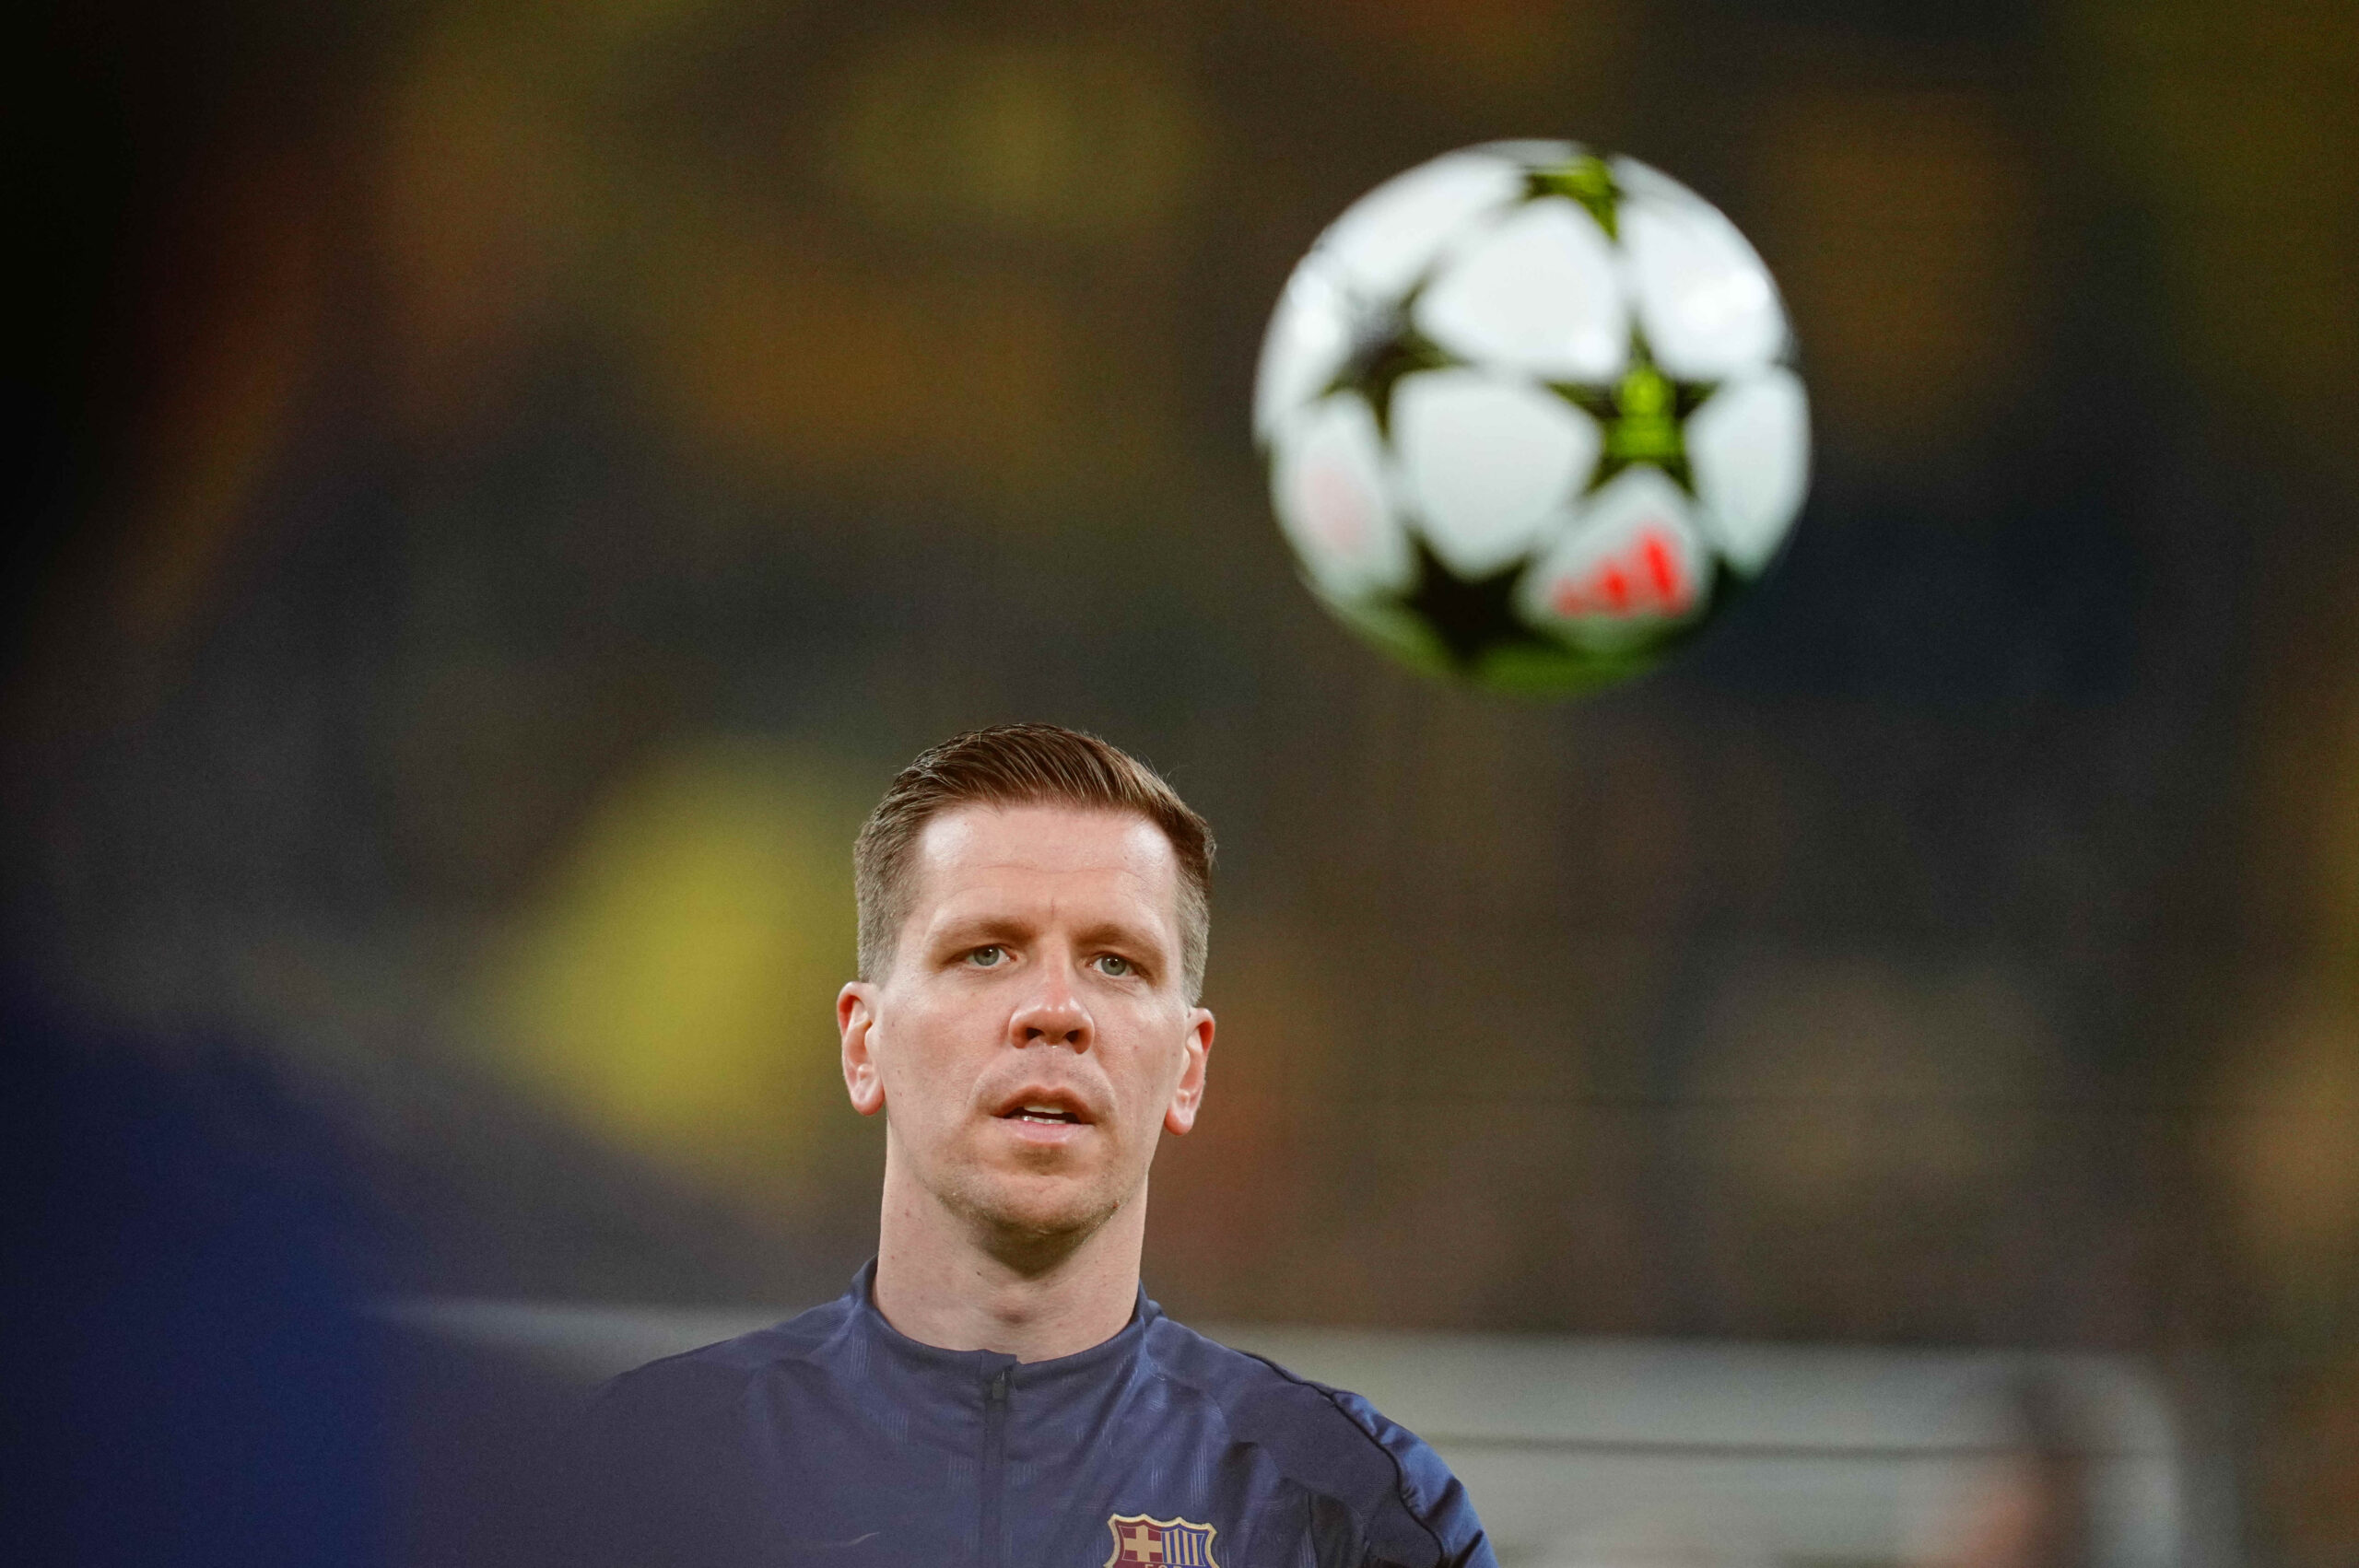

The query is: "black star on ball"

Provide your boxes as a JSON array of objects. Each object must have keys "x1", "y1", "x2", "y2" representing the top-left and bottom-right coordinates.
[
  {"x1": 1395, "y1": 537, "x2": 1555, "y2": 668},
  {"x1": 1322, "y1": 298, "x2": 1450, "y2": 439}
]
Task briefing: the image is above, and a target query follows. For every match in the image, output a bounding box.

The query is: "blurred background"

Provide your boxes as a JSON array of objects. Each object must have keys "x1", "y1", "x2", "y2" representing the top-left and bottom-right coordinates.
[{"x1": 6, "y1": 0, "x2": 2359, "y2": 1562}]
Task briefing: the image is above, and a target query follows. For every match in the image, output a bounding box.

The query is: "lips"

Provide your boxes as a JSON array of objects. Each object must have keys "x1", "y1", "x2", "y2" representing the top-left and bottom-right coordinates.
[{"x1": 992, "y1": 1086, "x2": 1097, "y2": 1127}]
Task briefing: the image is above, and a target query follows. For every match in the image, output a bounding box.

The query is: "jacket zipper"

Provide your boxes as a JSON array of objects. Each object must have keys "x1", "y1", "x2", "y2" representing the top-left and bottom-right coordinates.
[{"x1": 980, "y1": 1368, "x2": 1010, "y2": 1568}]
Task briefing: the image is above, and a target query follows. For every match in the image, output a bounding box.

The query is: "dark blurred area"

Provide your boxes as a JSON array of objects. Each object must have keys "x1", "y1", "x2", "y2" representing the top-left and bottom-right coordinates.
[
  {"x1": 7, "y1": 0, "x2": 2359, "y2": 1561},
  {"x1": 0, "y1": 995, "x2": 391, "y2": 1565}
]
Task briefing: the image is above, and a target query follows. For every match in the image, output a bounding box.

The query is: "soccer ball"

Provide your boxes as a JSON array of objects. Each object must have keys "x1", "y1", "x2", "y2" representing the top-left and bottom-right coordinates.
[{"x1": 1255, "y1": 141, "x2": 1811, "y2": 694}]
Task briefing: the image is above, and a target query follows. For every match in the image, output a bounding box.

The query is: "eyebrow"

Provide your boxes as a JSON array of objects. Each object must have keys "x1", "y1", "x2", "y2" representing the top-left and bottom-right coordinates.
[
  {"x1": 1067, "y1": 917, "x2": 1171, "y2": 964},
  {"x1": 927, "y1": 912, "x2": 1173, "y2": 965},
  {"x1": 927, "y1": 914, "x2": 1037, "y2": 952}
]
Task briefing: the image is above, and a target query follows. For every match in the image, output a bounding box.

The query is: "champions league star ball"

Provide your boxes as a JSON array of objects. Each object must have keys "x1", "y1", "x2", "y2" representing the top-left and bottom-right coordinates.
[{"x1": 1255, "y1": 142, "x2": 1812, "y2": 694}]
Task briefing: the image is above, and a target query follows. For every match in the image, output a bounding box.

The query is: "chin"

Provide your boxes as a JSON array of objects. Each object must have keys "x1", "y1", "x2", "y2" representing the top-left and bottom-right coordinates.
[{"x1": 952, "y1": 1169, "x2": 1131, "y2": 1248}]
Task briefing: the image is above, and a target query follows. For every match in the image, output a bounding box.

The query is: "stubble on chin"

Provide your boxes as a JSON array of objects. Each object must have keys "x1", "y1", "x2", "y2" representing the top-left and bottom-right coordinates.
[{"x1": 933, "y1": 1154, "x2": 1139, "y2": 1272}]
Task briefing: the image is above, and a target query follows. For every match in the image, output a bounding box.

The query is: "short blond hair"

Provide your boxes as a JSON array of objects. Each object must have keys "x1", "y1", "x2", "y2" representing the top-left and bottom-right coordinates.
[{"x1": 853, "y1": 725, "x2": 1215, "y2": 1000}]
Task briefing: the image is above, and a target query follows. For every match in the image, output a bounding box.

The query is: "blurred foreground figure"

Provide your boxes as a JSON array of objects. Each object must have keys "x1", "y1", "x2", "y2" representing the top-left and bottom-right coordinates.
[
  {"x1": 0, "y1": 990, "x2": 389, "y2": 1567},
  {"x1": 572, "y1": 725, "x2": 1497, "y2": 1568}
]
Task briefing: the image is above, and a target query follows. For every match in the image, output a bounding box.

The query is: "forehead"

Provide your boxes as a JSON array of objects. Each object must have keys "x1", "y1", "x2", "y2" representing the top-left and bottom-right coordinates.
[{"x1": 907, "y1": 803, "x2": 1181, "y2": 926}]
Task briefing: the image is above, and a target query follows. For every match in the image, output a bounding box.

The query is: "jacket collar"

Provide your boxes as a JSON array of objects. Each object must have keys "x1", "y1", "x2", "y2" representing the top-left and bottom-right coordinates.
[{"x1": 845, "y1": 1258, "x2": 1159, "y2": 1392}]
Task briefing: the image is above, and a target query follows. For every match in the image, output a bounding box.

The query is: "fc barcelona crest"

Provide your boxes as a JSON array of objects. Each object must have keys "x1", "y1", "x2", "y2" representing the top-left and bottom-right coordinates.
[{"x1": 1105, "y1": 1513, "x2": 1220, "y2": 1568}]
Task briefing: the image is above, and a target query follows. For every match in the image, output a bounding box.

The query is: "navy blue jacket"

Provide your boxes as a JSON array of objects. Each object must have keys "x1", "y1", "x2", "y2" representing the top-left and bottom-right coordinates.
[{"x1": 574, "y1": 1264, "x2": 1497, "y2": 1568}]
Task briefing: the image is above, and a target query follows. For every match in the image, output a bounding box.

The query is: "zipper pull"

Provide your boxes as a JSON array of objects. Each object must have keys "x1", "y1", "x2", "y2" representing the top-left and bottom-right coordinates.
[{"x1": 987, "y1": 1369, "x2": 1010, "y2": 1403}]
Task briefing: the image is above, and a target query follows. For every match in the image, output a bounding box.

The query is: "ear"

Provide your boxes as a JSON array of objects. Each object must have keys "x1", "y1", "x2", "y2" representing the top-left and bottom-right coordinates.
[
  {"x1": 839, "y1": 982, "x2": 886, "y2": 1117},
  {"x1": 1162, "y1": 1007, "x2": 1215, "y2": 1136}
]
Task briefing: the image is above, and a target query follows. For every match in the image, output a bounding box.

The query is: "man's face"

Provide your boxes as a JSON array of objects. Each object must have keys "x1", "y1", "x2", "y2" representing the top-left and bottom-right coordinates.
[{"x1": 838, "y1": 803, "x2": 1213, "y2": 1248}]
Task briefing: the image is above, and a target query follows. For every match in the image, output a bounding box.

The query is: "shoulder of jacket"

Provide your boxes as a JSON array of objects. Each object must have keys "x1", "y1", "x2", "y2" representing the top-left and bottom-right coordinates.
[
  {"x1": 1142, "y1": 1318, "x2": 1473, "y2": 1568},
  {"x1": 592, "y1": 1297, "x2": 847, "y2": 1422}
]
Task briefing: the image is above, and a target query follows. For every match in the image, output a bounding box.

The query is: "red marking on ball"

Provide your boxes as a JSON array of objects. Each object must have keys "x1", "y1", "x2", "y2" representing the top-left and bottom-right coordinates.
[
  {"x1": 1551, "y1": 522, "x2": 1696, "y2": 618},
  {"x1": 1304, "y1": 462, "x2": 1367, "y2": 554}
]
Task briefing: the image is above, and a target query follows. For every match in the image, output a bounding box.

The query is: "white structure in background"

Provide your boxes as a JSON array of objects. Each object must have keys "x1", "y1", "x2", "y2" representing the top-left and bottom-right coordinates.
[{"x1": 389, "y1": 1301, "x2": 2202, "y2": 1568}]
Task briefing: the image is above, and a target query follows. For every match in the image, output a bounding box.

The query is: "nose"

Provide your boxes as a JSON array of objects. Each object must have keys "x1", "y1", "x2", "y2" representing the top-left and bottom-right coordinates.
[{"x1": 1008, "y1": 969, "x2": 1093, "y2": 1051}]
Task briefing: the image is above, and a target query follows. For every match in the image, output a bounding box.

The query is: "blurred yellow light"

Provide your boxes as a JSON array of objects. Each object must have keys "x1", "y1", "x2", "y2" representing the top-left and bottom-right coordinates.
[{"x1": 476, "y1": 743, "x2": 863, "y2": 1189}]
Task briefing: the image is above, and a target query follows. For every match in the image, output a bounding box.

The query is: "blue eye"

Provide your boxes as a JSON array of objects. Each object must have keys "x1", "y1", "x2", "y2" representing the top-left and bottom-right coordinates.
[
  {"x1": 968, "y1": 946, "x2": 1005, "y2": 967},
  {"x1": 1094, "y1": 954, "x2": 1132, "y2": 977}
]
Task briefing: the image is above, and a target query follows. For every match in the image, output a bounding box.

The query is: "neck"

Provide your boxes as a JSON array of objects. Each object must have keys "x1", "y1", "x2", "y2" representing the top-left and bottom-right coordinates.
[{"x1": 871, "y1": 1154, "x2": 1147, "y2": 1363}]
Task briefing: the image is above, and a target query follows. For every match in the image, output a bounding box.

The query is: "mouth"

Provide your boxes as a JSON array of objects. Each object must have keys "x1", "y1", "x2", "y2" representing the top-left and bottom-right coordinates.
[
  {"x1": 992, "y1": 1088, "x2": 1097, "y2": 1133},
  {"x1": 1007, "y1": 1106, "x2": 1084, "y2": 1125}
]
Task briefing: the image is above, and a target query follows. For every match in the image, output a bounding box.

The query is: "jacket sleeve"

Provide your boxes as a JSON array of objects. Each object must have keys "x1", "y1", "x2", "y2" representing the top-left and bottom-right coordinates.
[{"x1": 1323, "y1": 1387, "x2": 1500, "y2": 1568}]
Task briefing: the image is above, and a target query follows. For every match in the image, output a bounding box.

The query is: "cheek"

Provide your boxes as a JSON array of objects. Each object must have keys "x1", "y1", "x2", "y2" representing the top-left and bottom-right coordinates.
[
  {"x1": 882, "y1": 998, "x2": 987, "y2": 1105},
  {"x1": 1112, "y1": 1025, "x2": 1191, "y2": 1102}
]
